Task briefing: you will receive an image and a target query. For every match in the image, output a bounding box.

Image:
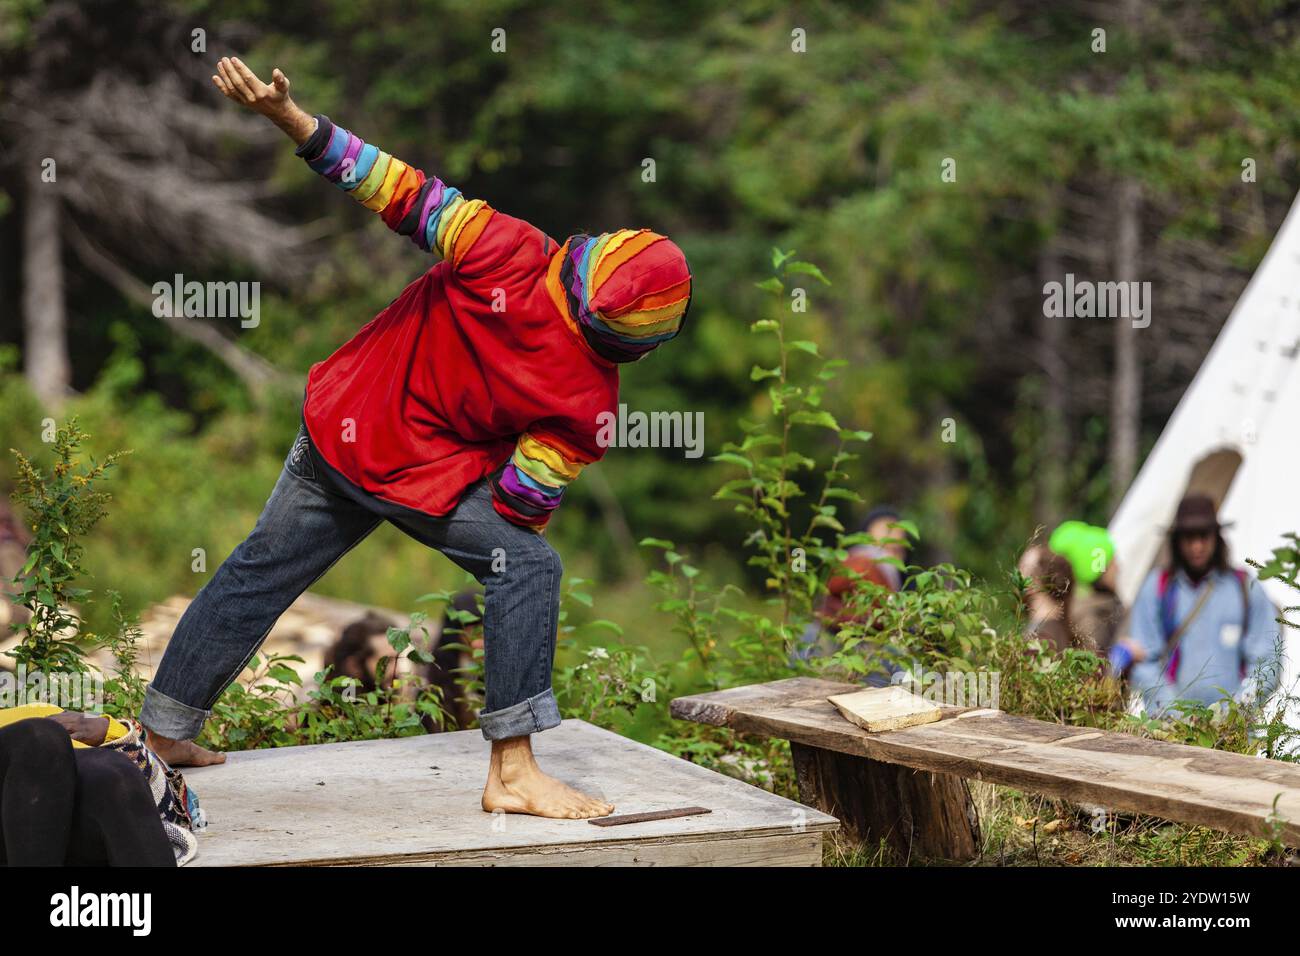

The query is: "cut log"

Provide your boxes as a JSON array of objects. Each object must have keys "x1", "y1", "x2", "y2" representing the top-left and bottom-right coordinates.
[{"x1": 791, "y1": 742, "x2": 980, "y2": 861}]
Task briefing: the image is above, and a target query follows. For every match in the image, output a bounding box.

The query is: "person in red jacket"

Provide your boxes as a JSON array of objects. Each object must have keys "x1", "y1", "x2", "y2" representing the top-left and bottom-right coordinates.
[{"x1": 138, "y1": 58, "x2": 692, "y2": 820}]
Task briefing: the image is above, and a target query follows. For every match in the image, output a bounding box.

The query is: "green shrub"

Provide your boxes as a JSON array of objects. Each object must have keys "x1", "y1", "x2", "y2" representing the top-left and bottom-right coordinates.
[{"x1": 7, "y1": 418, "x2": 127, "y2": 678}]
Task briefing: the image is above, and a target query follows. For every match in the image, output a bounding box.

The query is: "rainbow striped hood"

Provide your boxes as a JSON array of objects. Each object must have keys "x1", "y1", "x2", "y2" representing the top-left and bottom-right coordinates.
[{"x1": 553, "y1": 229, "x2": 692, "y2": 363}]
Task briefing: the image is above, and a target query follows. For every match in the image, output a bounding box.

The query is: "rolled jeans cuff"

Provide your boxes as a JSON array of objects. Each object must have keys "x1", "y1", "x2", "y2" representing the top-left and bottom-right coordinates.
[
  {"x1": 477, "y1": 687, "x2": 561, "y2": 740},
  {"x1": 140, "y1": 683, "x2": 210, "y2": 741}
]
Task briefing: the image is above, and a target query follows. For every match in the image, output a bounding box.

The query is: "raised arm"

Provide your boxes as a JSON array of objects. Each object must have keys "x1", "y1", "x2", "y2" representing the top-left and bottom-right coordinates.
[
  {"x1": 294, "y1": 115, "x2": 494, "y2": 265},
  {"x1": 211, "y1": 57, "x2": 494, "y2": 267}
]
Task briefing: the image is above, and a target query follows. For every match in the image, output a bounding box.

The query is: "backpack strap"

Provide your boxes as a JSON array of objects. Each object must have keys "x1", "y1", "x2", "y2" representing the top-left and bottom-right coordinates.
[
  {"x1": 1157, "y1": 569, "x2": 1177, "y2": 641},
  {"x1": 1157, "y1": 569, "x2": 1176, "y2": 681},
  {"x1": 1156, "y1": 571, "x2": 1216, "y2": 684}
]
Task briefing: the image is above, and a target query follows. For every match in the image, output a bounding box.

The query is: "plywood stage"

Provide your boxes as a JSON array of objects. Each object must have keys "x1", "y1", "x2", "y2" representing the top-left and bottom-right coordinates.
[{"x1": 183, "y1": 720, "x2": 838, "y2": 866}]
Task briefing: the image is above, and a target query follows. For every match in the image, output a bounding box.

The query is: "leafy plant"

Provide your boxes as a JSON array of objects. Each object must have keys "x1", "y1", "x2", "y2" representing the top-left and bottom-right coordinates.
[
  {"x1": 645, "y1": 249, "x2": 872, "y2": 691},
  {"x1": 201, "y1": 638, "x2": 447, "y2": 752},
  {"x1": 1249, "y1": 533, "x2": 1300, "y2": 630},
  {"x1": 7, "y1": 418, "x2": 127, "y2": 677},
  {"x1": 93, "y1": 589, "x2": 149, "y2": 717},
  {"x1": 556, "y1": 639, "x2": 665, "y2": 732}
]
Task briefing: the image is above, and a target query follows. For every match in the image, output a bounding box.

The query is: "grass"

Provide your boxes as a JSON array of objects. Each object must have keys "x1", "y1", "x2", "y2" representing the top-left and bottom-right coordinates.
[{"x1": 821, "y1": 779, "x2": 1291, "y2": 867}]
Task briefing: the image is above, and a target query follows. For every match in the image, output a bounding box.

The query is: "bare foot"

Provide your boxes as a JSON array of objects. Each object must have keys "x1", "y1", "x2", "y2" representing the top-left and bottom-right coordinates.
[
  {"x1": 481, "y1": 735, "x2": 613, "y2": 819},
  {"x1": 144, "y1": 728, "x2": 226, "y2": 767}
]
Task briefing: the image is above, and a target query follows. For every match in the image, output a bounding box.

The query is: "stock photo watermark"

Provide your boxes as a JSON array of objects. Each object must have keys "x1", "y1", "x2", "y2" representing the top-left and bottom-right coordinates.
[
  {"x1": 891, "y1": 659, "x2": 1000, "y2": 709},
  {"x1": 49, "y1": 886, "x2": 150, "y2": 936},
  {"x1": 1042, "y1": 273, "x2": 1151, "y2": 329},
  {"x1": 595, "y1": 404, "x2": 704, "y2": 458},
  {"x1": 152, "y1": 273, "x2": 261, "y2": 328},
  {"x1": 0, "y1": 666, "x2": 104, "y2": 711}
]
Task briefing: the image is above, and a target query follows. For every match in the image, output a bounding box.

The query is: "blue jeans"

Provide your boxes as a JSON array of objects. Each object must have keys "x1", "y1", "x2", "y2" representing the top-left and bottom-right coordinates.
[{"x1": 140, "y1": 422, "x2": 564, "y2": 741}]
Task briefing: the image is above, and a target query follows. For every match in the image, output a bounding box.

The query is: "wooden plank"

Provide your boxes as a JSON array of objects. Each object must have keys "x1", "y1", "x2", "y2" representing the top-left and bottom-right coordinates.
[
  {"x1": 828, "y1": 686, "x2": 946, "y2": 732},
  {"x1": 672, "y1": 677, "x2": 1300, "y2": 845},
  {"x1": 374, "y1": 831, "x2": 827, "y2": 867},
  {"x1": 183, "y1": 719, "x2": 837, "y2": 867}
]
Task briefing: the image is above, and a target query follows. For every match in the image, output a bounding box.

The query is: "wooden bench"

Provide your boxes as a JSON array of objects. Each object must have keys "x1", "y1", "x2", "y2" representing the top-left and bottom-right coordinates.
[
  {"x1": 671, "y1": 676, "x2": 1300, "y2": 861},
  {"x1": 183, "y1": 719, "x2": 838, "y2": 866}
]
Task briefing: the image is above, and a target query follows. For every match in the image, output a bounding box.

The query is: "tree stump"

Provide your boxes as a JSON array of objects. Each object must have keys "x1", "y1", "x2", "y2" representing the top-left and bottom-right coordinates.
[{"x1": 790, "y1": 741, "x2": 980, "y2": 861}]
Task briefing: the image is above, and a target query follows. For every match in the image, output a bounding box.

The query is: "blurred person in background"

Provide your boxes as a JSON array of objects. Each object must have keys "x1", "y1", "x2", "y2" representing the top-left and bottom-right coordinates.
[
  {"x1": 422, "y1": 590, "x2": 484, "y2": 733},
  {"x1": 1116, "y1": 494, "x2": 1280, "y2": 716},
  {"x1": 322, "y1": 611, "x2": 399, "y2": 696},
  {"x1": 793, "y1": 505, "x2": 915, "y2": 668},
  {"x1": 1018, "y1": 544, "x2": 1081, "y2": 654},
  {"x1": 1048, "y1": 520, "x2": 1124, "y2": 653},
  {"x1": 323, "y1": 598, "x2": 484, "y2": 732}
]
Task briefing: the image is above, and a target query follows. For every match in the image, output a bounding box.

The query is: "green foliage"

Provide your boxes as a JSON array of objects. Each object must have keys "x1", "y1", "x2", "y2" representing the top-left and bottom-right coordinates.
[
  {"x1": 0, "y1": 0, "x2": 46, "y2": 52},
  {"x1": 93, "y1": 590, "x2": 149, "y2": 718},
  {"x1": 820, "y1": 563, "x2": 1124, "y2": 727},
  {"x1": 203, "y1": 574, "x2": 672, "y2": 750},
  {"x1": 548, "y1": 578, "x2": 664, "y2": 729},
  {"x1": 7, "y1": 418, "x2": 125, "y2": 675},
  {"x1": 392, "y1": 578, "x2": 672, "y2": 738},
  {"x1": 555, "y1": 641, "x2": 663, "y2": 733},
  {"x1": 1250, "y1": 532, "x2": 1300, "y2": 613},
  {"x1": 4, "y1": 419, "x2": 157, "y2": 719},
  {"x1": 645, "y1": 250, "x2": 872, "y2": 695},
  {"x1": 200, "y1": 641, "x2": 446, "y2": 752}
]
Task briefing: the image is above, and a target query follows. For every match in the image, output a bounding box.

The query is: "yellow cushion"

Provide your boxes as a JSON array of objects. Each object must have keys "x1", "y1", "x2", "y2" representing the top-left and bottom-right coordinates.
[{"x1": 0, "y1": 703, "x2": 127, "y2": 748}]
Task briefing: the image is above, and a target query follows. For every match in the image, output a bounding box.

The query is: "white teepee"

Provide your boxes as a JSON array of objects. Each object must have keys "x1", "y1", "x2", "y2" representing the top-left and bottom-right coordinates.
[{"x1": 1109, "y1": 189, "x2": 1300, "y2": 718}]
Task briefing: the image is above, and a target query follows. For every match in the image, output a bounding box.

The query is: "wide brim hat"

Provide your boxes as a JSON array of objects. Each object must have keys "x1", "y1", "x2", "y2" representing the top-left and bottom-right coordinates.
[{"x1": 1166, "y1": 493, "x2": 1233, "y2": 533}]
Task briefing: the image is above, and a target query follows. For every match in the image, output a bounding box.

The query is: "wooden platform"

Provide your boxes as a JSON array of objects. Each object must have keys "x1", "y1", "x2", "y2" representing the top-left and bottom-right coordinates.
[
  {"x1": 183, "y1": 719, "x2": 838, "y2": 866},
  {"x1": 672, "y1": 677, "x2": 1300, "y2": 847}
]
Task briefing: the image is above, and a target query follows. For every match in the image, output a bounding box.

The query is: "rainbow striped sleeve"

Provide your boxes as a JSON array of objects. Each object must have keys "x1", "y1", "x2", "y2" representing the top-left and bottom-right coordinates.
[
  {"x1": 295, "y1": 114, "x2": 495, "y2": 268},
  {"x1": 489, "y1": 430, "x2": 596, "y2": 530}
]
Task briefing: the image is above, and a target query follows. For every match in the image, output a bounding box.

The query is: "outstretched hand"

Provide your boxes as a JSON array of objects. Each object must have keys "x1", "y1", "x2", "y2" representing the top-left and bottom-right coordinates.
[
  {"x1": 212, "y1": 56, "x2": 316, "y2": 145},
  {"x1": 213, "y1": 56, "x2": 289, "y2": 115}
]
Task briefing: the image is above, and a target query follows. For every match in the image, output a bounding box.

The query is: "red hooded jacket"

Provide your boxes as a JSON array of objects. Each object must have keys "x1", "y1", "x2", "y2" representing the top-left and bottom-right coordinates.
[{"x1": 295, "y1": 115, "x2": 623, "y2": 530}]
